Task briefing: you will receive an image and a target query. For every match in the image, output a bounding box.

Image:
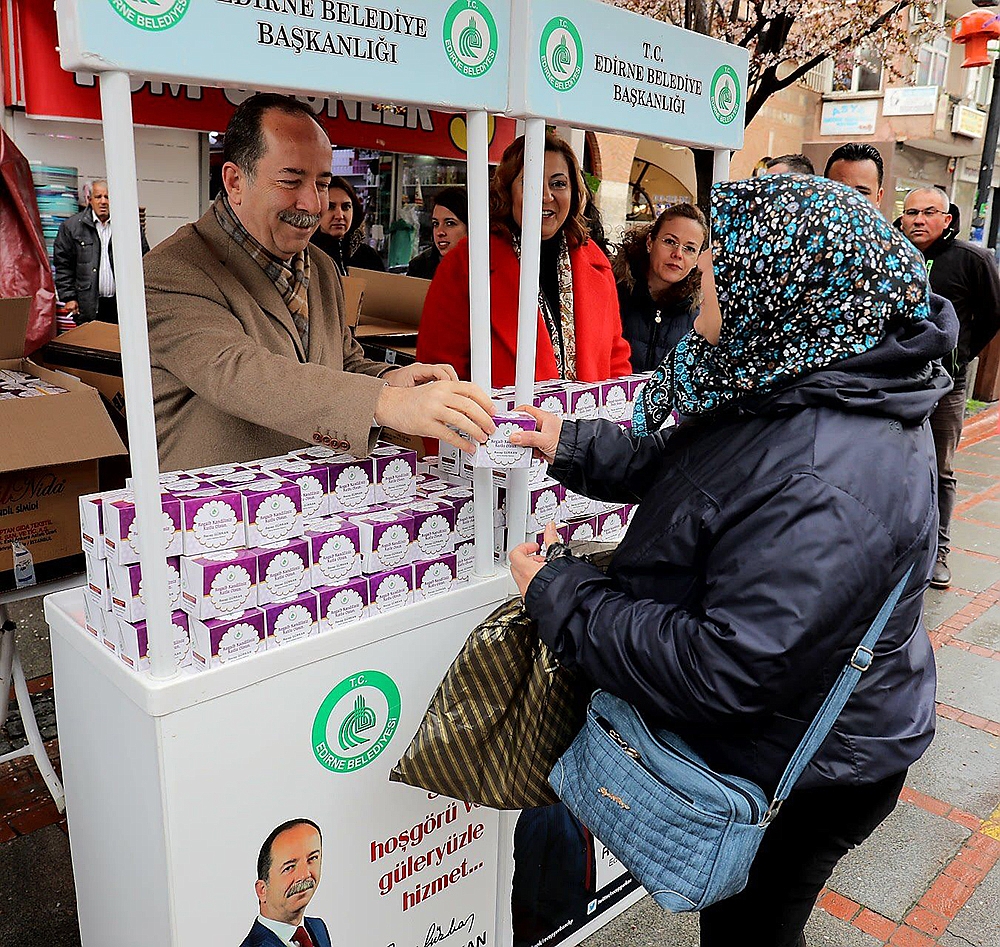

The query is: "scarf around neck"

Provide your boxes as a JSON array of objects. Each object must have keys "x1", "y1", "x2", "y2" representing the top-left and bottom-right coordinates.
[
  {"x1": 512, "y1": 232, "x2": 577, "y2": 380},
  {"x1": 214, "y1": 193, "x2": 311, "y2": 352},
  {"x1": 634, "y1": 175, "x2": 931, "y2": 434}
]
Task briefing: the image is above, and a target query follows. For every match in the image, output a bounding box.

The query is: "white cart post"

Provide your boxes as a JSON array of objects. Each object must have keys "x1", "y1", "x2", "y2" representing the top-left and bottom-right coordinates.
[{"x1": 44, "y1": 1, "x2": 747, "y2": 945}]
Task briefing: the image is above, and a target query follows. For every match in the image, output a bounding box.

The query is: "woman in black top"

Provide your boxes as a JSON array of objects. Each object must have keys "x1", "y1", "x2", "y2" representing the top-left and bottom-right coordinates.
[
  {"x1": 406, "y1": 186, "x2": 468, "y2": 280},
  {"x1": 612, "y1": 203, "x2": 706, "y2": 373},
  {"x1": 310, "y1": 175, "x2": 384, "y2": 275}
]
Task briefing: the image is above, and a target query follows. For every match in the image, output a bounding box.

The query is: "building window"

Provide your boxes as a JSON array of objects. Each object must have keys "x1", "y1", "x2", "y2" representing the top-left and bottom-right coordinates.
[
  {"x1": 966, "y1": 60, "x2": 993, "y2": 108},
  {"x1": 832, "y1": 48, "x2": 883, "y2": 93},
  {"x1": 915, "y1": 33, "x2": 950, "y2": 88}
]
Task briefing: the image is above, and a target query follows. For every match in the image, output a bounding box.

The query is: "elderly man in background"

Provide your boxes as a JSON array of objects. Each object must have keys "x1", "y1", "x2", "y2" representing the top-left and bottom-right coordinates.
[
  {"x1": 900, "y1": 186, "x2": 1000, "y2": 588},
  {"x1": 53, "y1": 179, "x2": 149, "y2": 324},
  {"x1": 144, "y1": 93, "x2": 493, "y2": 471}
]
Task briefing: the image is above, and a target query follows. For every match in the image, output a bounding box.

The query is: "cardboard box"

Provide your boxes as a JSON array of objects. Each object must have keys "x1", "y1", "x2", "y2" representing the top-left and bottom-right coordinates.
[
  {"x1": 0, "y1": 299, "x2": 126, "y2": 592},
  {"x1": 343, "y1": 270, "x2": 429, "y2": 338},
  {"x1": 37, "y1": 320, "x2": 124, "y2": 420},
  {"x1": 191, "y1": 609, "x2": 266, "y2": 670},
  {"x1": 316, "y1": 577, "x2": 369, "y2": 631},
  {"x1": 262, "y1": 591, "x2": 319, "y2": 649}
]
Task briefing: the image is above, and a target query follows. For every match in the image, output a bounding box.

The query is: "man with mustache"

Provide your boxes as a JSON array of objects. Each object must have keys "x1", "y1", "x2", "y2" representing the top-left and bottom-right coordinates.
[
  {"x1": 241, "y1": 819, "x2": 329, "y2": 947},
  {"x1": 900, "y1": 186, "x2": 1000, "y2": 588},
  {"x1": 145, "y1": 93, "x2": 493, "y2": 471}
]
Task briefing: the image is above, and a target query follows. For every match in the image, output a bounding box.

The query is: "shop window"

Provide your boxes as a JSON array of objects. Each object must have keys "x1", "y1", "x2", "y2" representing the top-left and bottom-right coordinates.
[{"x1": 966, "y1": 57, "x2": 995, "y2": 109}]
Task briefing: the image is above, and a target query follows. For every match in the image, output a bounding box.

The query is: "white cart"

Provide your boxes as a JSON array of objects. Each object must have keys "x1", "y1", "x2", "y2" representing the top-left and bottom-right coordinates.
[{"x1": 43, "y1": 2, "x2": 747, "y2": 945}]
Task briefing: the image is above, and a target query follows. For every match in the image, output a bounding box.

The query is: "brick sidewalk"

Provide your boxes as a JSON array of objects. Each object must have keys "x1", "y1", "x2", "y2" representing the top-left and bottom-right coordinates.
[{"x1": 2, "y1": 409, "x2": 999, "y2": 947}]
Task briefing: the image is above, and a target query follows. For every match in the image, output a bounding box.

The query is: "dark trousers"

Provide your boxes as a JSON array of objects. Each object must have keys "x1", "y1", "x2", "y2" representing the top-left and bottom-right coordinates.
[
  {"x1": 929, "y1": 369, "x2": 967, "y2": 557},
  {"x1": 97, "y1": 295, "x2": 119, "y2": 324},
  {"x1": 698, "y1": 769, "x2": 907, "y2": 947}
]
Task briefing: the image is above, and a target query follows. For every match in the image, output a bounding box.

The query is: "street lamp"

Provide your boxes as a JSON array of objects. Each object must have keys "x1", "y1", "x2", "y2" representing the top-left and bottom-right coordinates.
[{"x1": 953, "y1": 6, "x2": 1000, "y2": 245}]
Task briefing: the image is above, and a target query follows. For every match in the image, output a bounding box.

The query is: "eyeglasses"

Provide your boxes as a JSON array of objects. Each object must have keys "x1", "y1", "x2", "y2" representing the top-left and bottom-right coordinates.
[
  {"x1": 902, "y1": 208, "x2": 948, "y2": 218},
  {"x1": 657, "y1": 235, "x2": 701, "y2": 258}
]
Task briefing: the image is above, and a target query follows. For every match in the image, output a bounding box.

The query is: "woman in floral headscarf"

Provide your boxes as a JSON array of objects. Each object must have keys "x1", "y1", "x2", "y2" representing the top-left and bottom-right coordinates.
[{"x1": 507, "y1": 175, "x2": 958, "y2": 947}]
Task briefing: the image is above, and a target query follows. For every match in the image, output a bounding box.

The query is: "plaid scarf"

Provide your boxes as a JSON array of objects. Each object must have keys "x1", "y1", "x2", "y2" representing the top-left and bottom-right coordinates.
[
  {"x1": 513, "y1": 233, "x2": 577, "y2": 380},
  {"x1": 214, "y1": 194, "x2": 311, "y2": 352}
]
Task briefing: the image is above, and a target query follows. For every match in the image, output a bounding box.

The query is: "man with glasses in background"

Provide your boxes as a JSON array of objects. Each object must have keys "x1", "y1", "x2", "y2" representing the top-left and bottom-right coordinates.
[{"x1": 900, "y1": 186, "x2": 1000, "y2": 588}]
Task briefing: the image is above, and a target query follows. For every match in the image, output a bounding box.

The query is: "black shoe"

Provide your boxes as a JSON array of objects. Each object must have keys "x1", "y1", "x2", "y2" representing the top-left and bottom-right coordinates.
[{"x1": 930, "y1": 555, "x2": 951, "y2": 589}]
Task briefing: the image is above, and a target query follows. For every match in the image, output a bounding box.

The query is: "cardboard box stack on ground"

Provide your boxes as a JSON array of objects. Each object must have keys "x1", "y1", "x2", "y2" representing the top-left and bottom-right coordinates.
[{"x1": 0, "y1": 298, "x2": 126, "y2": 592}]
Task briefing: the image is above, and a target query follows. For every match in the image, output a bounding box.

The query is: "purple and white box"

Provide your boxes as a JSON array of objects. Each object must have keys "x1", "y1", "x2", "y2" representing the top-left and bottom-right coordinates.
[
  {"x1": 565, "y1": 515, "x2": 600, "y2": 543},
  {"x1": 405, "y1": 499, "x2": 456, "y2": 562},
  {"x1": 597, "y1": 508, "x2": 627, "y2": 543},
  {"x1": 471, "y1": 412, "x2": 536, "y2": 469},
  {"x1": 117, "y1": 610, "x2": 191, "y2": 672},
  {"x1": 82, "y1": 589, "x2": 105, "y2": 640},
  {"x1": 417, "y1": 455, "x2": 439, "y2": 475},
  {"x1": 567, "y1": 383, "x2": 601, "y2": 421},
  {"x1": 317, "y1": 577, "x2": 370, "y2": 631},
  {"x1": 534, "y1": 387, "x2": 570, "y2": 418},
  {"x1": 175, "y1": 489, "x2": 246, "y2": 556},
  {"x1": 180, "y1": 548, "x2": 257, "y2": 620},
  {"x1": 259, "y1": 460, "x2": 329, "y2": 522},
  {"x1": 356, "y1": 510, "x2": 414, "y2": 573},
  {"x1": 627, "y1": 374, "x2": 651, "y2": 408},
  {"x1": 415, "y1": 473, "x2": 451, "y2": 496},
  {"x1": 239, "y1": 479, "x2": 303, "y2": 547},
  {"x1": 80, "y1": 490, "x2": 129, "y2": 560},
  {"x1": 413, "y1": 553, "x2": 458, "y2": 601},
  {"x1": 327, "y1": 456, "x2": 375, "y2": 513},
  {"x1": 437, "y1": 440, "x2": 462, "y2": 476},
  {"x1": 263, "y1": 591, "x2": 319, "y2": 648},
  {"x1": 372, "y1": 446, "x2": 417, "y2": 504},
  {"x1": 255, "y1": 538, "x2": 312, "y2": 605},
  {"x1": 437, "y1": 487, "x2": 474, "y2": 543},
  {"x1": 191, "y1": 462, "x2": 248, "y2": 479},
  {"x1": 103, "y1": 494, "x2": 182, "y2": 565},
  {"x1": 532, "y1": 522, "x2": 570, "y2": 550},
  {"x1": 454, "y1": 540, "x2": 474, "y2": 581},
  {"x1": 306, "y1": 519, "x2": 362, "y2": 586},
  {"x1": 367, "y1": 566, "x2": 414, "y2": 615},
  {"x1": 107, "y1": 555, "x2": 182, "y2": 622},
  {"x1": 600, "y1": 379, "x2": 631, "y2": 422},
  {"x1": 191, "y1": 609, "x2": 265, "y2": 670},
  {"x1": 210, "y1": 469, "x2": 265, "y2": 488},
  {"x1": 561, "y1": 487, "x2": 596, "y2": 520},
  {"x1": 85, "y1": 551, "x2": 109, "y2": 610}
]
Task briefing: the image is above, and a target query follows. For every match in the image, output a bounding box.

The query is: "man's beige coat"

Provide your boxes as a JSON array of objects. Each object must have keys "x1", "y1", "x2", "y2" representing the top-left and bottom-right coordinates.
[{"x1": 146, "y1": 208, "x2": 388, "y2": 471}]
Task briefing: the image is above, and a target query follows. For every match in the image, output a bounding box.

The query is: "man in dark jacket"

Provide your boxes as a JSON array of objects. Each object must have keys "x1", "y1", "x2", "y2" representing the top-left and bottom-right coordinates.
[
  {"x1": 52, "y1": 179, "x2": 150, "y2": 324},
  {"x1": 900, "y1": 186, "x2": 1000, "y2": 587}
]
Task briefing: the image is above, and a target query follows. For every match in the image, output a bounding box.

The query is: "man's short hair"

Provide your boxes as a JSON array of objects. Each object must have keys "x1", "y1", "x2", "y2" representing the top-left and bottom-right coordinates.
[
  {"x1": 905, "y1": 185, "x2": 951, "y2": 212},
  {"x1": 223, "y1": 93, "x2": 327, "y2": 183},
  {"x1": 257, "y1": 819, "x2": 323, "y2": 883},
  {"x1": 90, "y1": 179, "x2": 108, "y2": 191},
  {"x1": 766, "y1": 154, "x2": 815, "y2": 175},
  {"x1": 824, "y1": 143, "x2": 884, "y2": 187}
]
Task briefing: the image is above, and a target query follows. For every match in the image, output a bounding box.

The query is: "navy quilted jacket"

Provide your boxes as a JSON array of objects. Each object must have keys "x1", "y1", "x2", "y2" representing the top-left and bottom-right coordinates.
[{"x1": 526, "y1": 296, "x2": 958, "y2": 793}]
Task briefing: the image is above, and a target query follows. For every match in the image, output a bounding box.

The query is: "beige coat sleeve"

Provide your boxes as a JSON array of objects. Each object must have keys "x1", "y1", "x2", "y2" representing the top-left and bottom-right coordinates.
[{"x1": 147, "y1": 258, "x2": 387, "y2": 458}]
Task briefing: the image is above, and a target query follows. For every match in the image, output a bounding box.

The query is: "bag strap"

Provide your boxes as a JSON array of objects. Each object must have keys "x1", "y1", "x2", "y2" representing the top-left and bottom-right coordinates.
[{"x1": 762, "y1": 564, "x2": 914, "y2": 825}]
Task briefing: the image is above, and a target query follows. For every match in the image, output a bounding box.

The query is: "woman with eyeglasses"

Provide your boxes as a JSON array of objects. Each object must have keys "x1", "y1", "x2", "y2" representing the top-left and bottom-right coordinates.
[
  {"x1": 613, "y1": 204, "x2": 707, "y2": 373},
  {"x1": 417, "y1": 132, "x2": 632, "y2": 386}
]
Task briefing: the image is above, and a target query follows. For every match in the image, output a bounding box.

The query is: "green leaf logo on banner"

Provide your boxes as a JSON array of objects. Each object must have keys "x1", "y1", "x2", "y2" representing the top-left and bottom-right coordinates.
[
  {"x1": 711, "y1": 65, "x2": 742, "y2": 126},
  {"x1": 312, "y1": 671, "x2": 401, "y2": 773},
  {"x1": 539, "y1": 18, "x2": 583, "y2": 92},
  {"x1": 444, "y1": 0, "x2": 499, "y2": 79},
  {"x1": 106, "y1": 0, "x2": 189, "y2": 32}
]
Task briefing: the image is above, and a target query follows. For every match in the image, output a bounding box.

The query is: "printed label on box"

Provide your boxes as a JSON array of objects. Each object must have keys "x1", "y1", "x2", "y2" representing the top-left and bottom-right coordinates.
[
  {"x1": 260, "y1": 546, "x2": 308, "y2": 602},
  {"x1": 191, "y1": 497, "x2": 241, "y2": 550},
  {"x1": 369, "y1": 568, "x2": 412, "y2": 614}
]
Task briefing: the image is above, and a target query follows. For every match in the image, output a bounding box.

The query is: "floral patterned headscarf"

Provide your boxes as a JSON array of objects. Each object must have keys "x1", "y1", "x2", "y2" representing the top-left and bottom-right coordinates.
[{"x1": 633, "y1": 175, "x2": 931, "y2": 434}]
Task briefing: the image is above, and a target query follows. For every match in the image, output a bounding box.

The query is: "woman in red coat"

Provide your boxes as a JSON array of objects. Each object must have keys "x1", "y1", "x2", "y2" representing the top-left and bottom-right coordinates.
[{"x1": 417, "y1": 133, "x2": 632, "y2": 387}]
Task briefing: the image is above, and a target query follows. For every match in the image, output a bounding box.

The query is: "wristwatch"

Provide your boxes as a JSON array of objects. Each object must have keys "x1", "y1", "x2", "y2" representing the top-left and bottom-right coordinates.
[{"x1": 544, "y1": 542, "x2": 574, "y2": 563}]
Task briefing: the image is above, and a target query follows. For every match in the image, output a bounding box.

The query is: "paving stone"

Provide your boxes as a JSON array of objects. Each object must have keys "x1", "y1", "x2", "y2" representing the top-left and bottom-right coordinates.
[
  {"x1": 804, "y1": 908, "x2": 881, "y2": 947},
  {"x1": 954, "y1": 452, "x2": 1000, "y2": 476},
  {"x1": 0, "y1": 824, "x2": 80, "y2": 947},
  {"x1": 961, "y1": 437, "x2": 1000, "y2": 458},
  {"x1": 956, "y1": 473, "x2": 999, "y2": 498},
  {"x1": 581, "y1": 895, "x2": 699, "y2": 947},
  {"x1": 951, "y1": 519, "x2": 1000, "y2": 558},
  {"x1": 963, "y1": 499, "x2": 1000, "y2": 527},
  {"x1": 5, "y1": 595, "x2": 53, "y2": 681},
  {"x1": 958, "y1": 605, "x2": 1000, "y2": 651},
  {"x1": 937, "y1": 860, "x2": 1000, "y2": 947},
  {"x1": 0, "y1": 691, "x2": 57, "y2": 756},
  {"x1": 936, "y1": 646, "x2": 1000, "y2": 722},
  {"x1": 827, "y1": 801, "x2": 970, "y2": 921},
  {"x1": 906, "y1": 717, "x2": 1000, "y2": 819},
  {"x1": 947, "y1": 551, "x2": 1000, "y2": 593},
  {"x1": 923, "y1": 589, "x2": 973, "y2": 630}
]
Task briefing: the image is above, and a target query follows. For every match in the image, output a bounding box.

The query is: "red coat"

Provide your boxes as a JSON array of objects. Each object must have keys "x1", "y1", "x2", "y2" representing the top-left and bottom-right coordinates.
[{"x1": 417, "y1": 234, "x2": 632, "y2": 388}]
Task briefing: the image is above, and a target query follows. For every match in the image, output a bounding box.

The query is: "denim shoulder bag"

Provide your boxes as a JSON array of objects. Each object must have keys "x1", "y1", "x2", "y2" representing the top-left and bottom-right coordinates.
[{"x1": 549, "y1": 565, "x2": 913, "y2": 913}]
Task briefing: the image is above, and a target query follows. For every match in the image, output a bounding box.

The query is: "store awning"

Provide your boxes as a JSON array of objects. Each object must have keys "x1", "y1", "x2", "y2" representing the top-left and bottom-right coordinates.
[{"x1": 1, "y1": 0, "x2": 515, "y2": 162}]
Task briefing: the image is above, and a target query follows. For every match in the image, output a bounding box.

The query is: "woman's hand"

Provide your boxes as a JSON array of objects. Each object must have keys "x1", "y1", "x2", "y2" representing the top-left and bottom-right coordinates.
[
  {"x1": 510, "y1": 405, "x2": 563, "y2": 463},
  {"x1": 509, "y1": 522, "x2": 562, "y2": 600}
]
